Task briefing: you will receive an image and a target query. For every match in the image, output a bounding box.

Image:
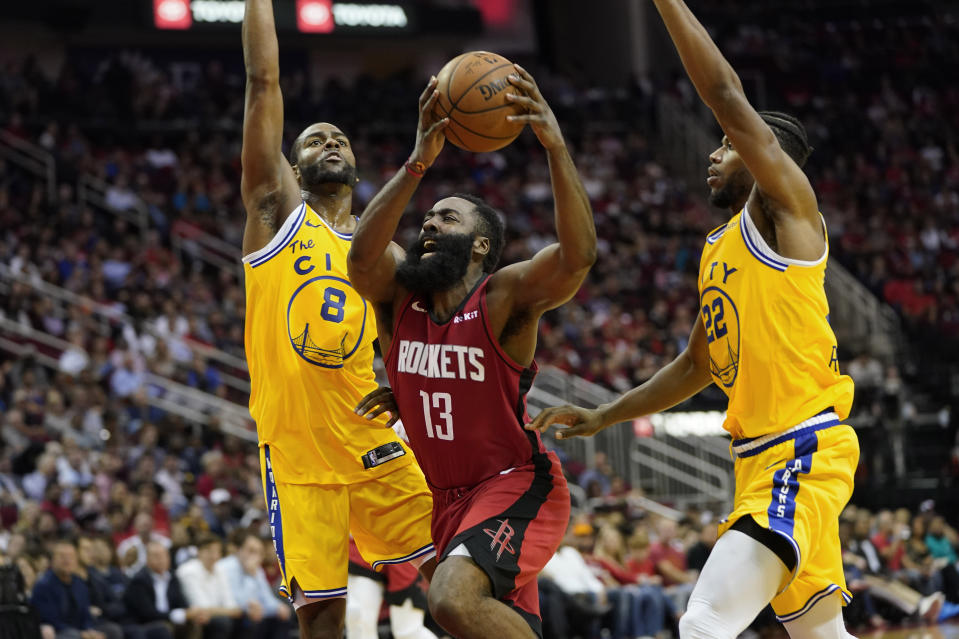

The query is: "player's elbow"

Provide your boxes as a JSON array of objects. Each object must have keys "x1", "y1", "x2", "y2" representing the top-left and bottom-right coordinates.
[{"x1": 562, "y1": 243, "x2": 597, "y2": 273}]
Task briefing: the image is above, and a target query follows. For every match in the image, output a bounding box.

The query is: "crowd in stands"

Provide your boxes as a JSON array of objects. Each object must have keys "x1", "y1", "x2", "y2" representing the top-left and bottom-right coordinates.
[{"x1": 4, "y1": 380, "x2": 959, "y2": 639}]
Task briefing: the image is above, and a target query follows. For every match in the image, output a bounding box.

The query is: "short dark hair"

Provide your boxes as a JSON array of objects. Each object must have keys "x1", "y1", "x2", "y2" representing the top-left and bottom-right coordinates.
[
  {"x1": 450, "y1": 193, "x2": 505, "y2": 272},
  {"x1": 759, "y1": 111, "x2": 812, "y2": 167}
]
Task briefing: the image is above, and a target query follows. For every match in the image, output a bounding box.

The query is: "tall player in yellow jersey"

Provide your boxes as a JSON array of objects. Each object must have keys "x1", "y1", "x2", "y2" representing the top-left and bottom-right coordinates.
[
  {"x1": 528, "y1": 2, "x2": 859, "y2": 638},
  {"x1": 240, "y1": 2, "x2": 434, "y2": 638}
]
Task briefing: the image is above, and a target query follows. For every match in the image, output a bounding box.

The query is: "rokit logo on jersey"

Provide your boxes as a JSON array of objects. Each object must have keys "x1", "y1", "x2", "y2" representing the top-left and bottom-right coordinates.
[{"x1": 396, "y1": 340, "x2": 485, "y2": 381}]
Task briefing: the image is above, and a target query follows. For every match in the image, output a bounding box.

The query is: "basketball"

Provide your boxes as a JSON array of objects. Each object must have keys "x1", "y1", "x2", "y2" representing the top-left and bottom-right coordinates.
[{"x1": 434, "y1": 51, "x2": 526, "y2": 153}]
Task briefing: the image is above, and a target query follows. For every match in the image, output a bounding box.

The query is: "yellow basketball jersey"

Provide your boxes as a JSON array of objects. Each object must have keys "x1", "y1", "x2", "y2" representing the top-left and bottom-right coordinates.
[
  {"x1": 697, "y1": 206, "x2": 854, "y2": 439},
  {"x1": 243, "y1": 202, "x2": 411, "y2": 485}
]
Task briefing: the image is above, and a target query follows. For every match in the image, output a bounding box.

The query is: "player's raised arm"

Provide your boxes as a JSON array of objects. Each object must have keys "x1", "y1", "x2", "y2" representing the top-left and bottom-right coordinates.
[
  {"x1": 347, "y1": 77, "x2": 449, "y2": 303},
  {"x1": 652, "y1": 0, "x2": 817, "y2": 222},
  {"x1": 240, "y1": 0, "x2": 302, "y2": 256},
  {"x1": 492, "y1": 65, "x2": 597, "y2": 314},
  {"x1": 527, "y1": 313, "x2": 714, "y2": 439}
]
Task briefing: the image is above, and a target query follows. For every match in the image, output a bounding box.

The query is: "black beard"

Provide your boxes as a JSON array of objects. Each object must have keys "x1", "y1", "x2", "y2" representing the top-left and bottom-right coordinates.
[
  {"x1": 299, "y1": 162, "x2": 357, "y2": 188},
  {"x1": 708, "y1": 169, "x2": 752, "y2": 211},
  {"x1": 396, "y1": 233, "x2": 474, "y2": 294}
]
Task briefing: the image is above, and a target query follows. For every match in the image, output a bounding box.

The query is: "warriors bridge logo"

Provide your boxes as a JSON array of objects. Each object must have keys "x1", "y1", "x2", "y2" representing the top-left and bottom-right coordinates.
[
  {"x1": 700, "y1": 286, "x2": 741, "y2": 388},
  {"x1": 287, "y1": 275, "x2": 367, "y2": 368}
]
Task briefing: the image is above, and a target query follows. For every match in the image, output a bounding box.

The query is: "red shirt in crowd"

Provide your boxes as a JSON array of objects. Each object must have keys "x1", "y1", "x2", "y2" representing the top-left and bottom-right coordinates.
[{"x1": 648, "y1": 541, "x2": 687, "y2": 586}]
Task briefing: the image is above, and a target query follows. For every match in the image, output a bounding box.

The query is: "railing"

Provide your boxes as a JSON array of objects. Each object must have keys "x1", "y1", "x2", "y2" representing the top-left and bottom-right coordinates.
[
  {"x1": 528, "y1": 365, "x2": 734, "y2": 509},
  {"x1": 824, "y1": 261, "x2": 904, "y2": 361},
  {"x1": 171, "y1": 224, "x2": 245, "y2": 281},
  {"x1": 632, "y1": 435, "x2": 733, "y2": 511},
  {"x1": 0, "y1": 130, "x2": 56, "y2": 203},
  {"x1": 0, "y1": 263, "x2": 251, "y2": 395},
  {"x1": 0, "y1": 317, "x2": 256, "y2": 442}
]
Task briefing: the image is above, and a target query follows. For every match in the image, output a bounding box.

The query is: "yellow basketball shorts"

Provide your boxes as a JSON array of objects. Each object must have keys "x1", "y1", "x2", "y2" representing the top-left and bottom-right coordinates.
[
  {"x1": 260, "y1": 444, "x2": 434, "y2": 601},
  {"x1": 719, "y1": 411, "x2": 860, "y2": 622}
]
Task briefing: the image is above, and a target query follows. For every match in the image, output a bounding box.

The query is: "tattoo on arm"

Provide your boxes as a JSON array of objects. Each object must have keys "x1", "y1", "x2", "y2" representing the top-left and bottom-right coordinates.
[{"x1": 257, "y1": 191, "x2": 280, "y2": 234}]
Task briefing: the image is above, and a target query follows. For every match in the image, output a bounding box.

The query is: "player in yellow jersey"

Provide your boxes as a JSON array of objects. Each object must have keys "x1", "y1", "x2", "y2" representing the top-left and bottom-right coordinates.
[
  {"x1": 528, "y1": 2, "x2": 860, "y2": 638},
  {"x1": 240, "y1": 2, "x2": 434, "y2": 638}
]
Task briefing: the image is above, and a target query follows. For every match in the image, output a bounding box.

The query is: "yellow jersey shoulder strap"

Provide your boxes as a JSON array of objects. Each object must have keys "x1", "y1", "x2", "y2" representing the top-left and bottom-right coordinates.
[{"x1": 241, "y1": 202, "x2": 308, "y2": 269}]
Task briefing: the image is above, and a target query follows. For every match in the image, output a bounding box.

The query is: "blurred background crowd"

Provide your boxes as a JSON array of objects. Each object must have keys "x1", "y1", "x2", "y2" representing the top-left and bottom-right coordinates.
[{"x1": 2, "y1": 0, "x2": 959, "y2": 637}]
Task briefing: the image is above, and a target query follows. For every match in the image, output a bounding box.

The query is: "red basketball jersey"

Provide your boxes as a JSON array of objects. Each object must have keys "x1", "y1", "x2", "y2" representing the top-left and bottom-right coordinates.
[{"x1": 384, "y1": 276, "x2": 544, "y2": 490}]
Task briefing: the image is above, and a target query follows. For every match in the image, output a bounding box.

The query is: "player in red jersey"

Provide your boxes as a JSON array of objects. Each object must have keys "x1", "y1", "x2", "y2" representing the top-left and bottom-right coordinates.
[{"x1": 347, "y1": 66, "x2": 596, "y2": 639}]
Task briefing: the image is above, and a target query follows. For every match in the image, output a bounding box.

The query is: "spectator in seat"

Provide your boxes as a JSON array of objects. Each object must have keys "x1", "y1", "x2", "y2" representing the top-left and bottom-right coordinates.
[
  {"x1": 174, "y1": 534, "x2": 239, "y2": 639},
  {"x1": 648, "y1": 518, "x2": 697, "y2": 613},
  {"x1": 214, "y1": 531, "x2": 292, "y2": 639},
  {"x1": 77, "y1": 535, "x2": 170, "y2": 639},
  {"x1": 31, "y1": 539, "x2": 123, "y2": 639},
  {"x1": 539, "y1": 521, "x2": 610, "y2": 639},
  {"x1": 116, "y1": 513, "x2": 170, "y2": 577},
  {"x1": 123, "y1": 541, "x2": 207, "y2": 639}
]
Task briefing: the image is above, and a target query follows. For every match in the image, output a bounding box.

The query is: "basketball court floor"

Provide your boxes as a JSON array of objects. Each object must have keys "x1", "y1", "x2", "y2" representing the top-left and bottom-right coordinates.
[
  {"x1": 867, "y1": 626, "x2": 959, "y2": 639},
  {"x1": 759, "y1": 624, "x2": 959, "y2": 639}
]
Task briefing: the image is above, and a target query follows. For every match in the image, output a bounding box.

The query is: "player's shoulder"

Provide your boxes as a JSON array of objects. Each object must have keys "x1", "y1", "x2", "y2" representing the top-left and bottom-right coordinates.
[{"x1": 704, "y1": 214, "x2": 740, "y2": 245}]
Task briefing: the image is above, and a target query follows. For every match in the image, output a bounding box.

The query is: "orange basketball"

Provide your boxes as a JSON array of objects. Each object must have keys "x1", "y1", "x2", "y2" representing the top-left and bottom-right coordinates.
[{"x1": 433, "y1": 51, "x2": 526, "y2": 153}]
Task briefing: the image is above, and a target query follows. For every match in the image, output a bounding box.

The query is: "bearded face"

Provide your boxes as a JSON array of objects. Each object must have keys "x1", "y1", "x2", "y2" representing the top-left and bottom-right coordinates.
[
  {"x1": 395, "y1": 232, "x2": 475, "y2": 294},
  {"x1": 708, "y1": 165, "x2": 753, "y2": 211},
  {"x1": 298, "y1": 160, "x2": 357, "y2": 189}
]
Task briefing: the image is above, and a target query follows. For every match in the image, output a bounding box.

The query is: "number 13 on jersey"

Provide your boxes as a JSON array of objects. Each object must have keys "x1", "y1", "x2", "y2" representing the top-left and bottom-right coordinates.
[{"x1": 419, "y1": 391, "x2": 454, "y2": 440}]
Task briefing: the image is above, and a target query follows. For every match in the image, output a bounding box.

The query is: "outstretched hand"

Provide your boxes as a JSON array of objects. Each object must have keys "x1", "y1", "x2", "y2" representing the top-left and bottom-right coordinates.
[
  {"x1": 505, "y1": 65, "x2": 564, "y2": 152},
  {"x1": 355, "y1": 386, "x2": 400, "y2": 427},
  {"x1": 525, "y1": 404, "x2": 606, "y2": 439},
  {"x1": 410, "y1": 76, "x2": 450, "y2": 169}
]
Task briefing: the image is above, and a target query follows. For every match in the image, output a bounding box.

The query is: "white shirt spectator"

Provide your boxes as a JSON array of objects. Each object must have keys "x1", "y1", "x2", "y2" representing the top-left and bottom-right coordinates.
[
  {"x1": 215, "y1": 555, "x2": 279, "y2": 616},
  {"x1": 541, "y1": 546, "x2": 605, "y2": 595},
  {"x1": 176, "y1": 558, "x2": 238, "y2": 609}
]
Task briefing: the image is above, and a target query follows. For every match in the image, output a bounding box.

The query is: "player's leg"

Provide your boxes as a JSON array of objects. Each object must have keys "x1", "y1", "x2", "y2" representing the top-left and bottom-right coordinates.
[
  {"x1": 260, "y1": 446, "x2": 350, "y2": 639},
  {"x1": 429, "y1": 451, "x2": 570, "y2": 639},
  {"x1": 782, "y1": 595, "x2": 857, "y2": 639},
  {"x1": 417, "y1": 556, "x2": 437, "y2": 582},
  {"x1": 678, "y1": 528, "x2": 787, "y2": 639},
  {"x1": 428, "y1": 555, "x2": 537, "y2": 639},
  {"x1": 296, "y1": 596, "x2": 347, "y2": 639}
]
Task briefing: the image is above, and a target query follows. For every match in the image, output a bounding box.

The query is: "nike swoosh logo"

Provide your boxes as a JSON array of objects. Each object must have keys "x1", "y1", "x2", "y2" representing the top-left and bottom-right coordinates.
[
  {"x1": 764, "y1": 459, "x2": 786, "y2": 470},
  {"x1": 412, "y1": 301, "x2": 427, "y2": 312}
]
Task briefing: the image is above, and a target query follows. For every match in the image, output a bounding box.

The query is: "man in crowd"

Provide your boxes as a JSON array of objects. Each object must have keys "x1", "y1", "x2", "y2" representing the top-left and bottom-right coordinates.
[{"x1": 31, "y1": 539, "x2": 122, "y2": 639}]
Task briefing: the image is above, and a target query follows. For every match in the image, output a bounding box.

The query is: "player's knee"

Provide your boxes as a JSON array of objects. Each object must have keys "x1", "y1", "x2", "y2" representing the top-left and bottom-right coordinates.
[
  {"x1": 679, "y1": 600, "x2": 735, "y2": 639},
  {"x1": 427, "y1": 587, "x2": 472, "y2": 632},
  {"x1": 299, "y1": 603, "x2": 346, "y2": 639}
]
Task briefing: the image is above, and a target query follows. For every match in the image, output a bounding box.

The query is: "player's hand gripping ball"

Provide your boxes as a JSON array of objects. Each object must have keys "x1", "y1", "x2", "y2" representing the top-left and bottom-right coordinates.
[{"x1": 433, "y1": 51, "x2": 527, "y2": 153}]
